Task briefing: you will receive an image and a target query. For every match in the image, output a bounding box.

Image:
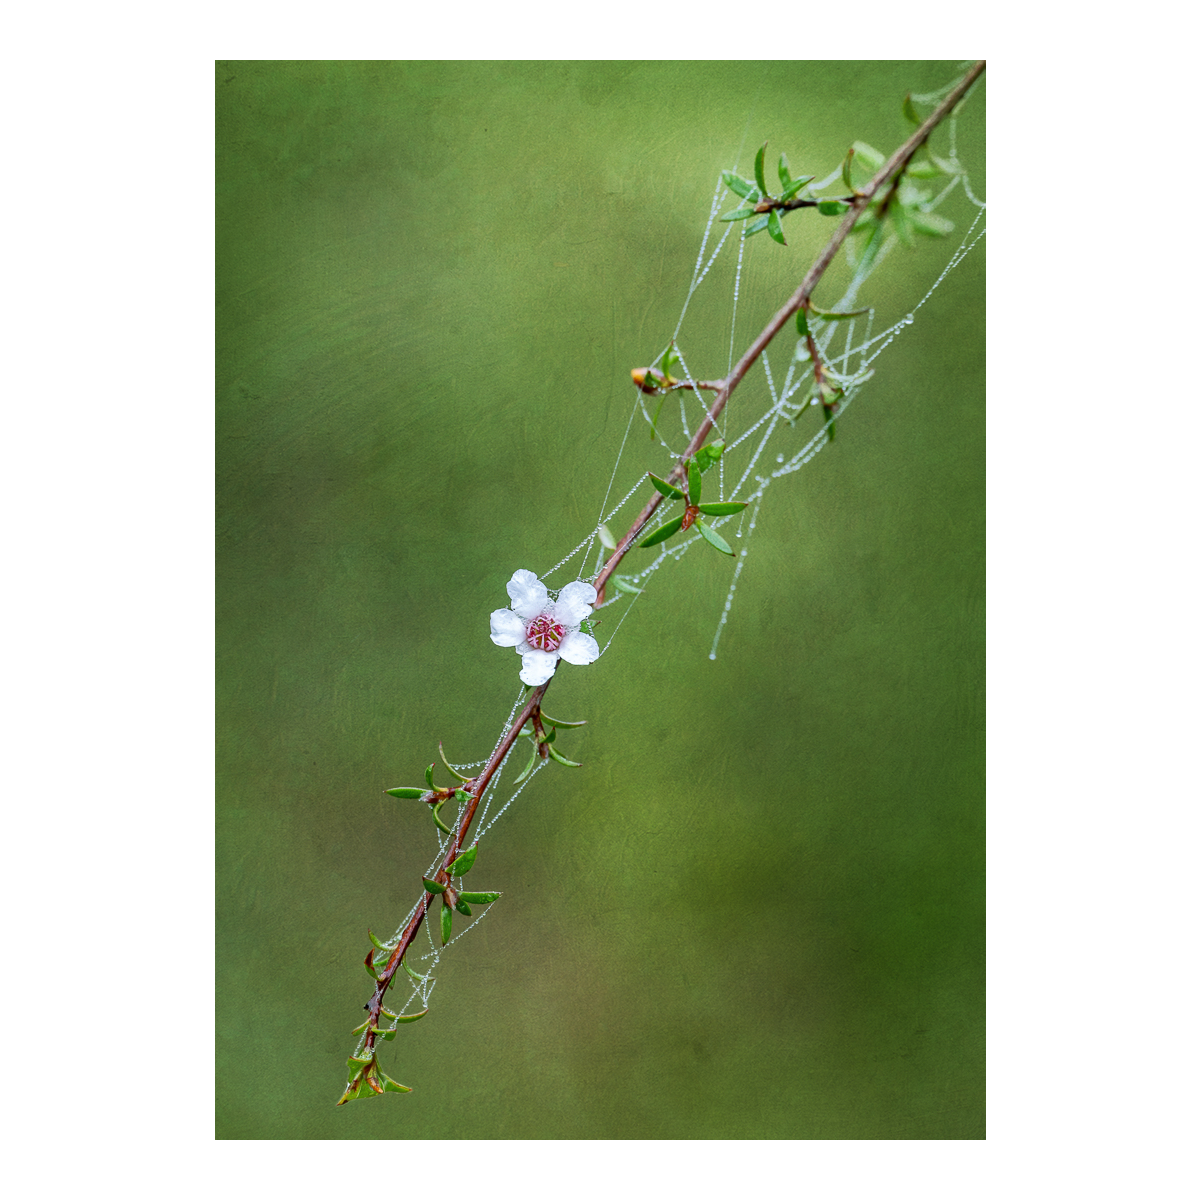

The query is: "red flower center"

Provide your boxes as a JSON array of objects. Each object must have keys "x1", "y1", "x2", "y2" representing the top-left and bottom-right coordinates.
[{"x1": 526, "y1": 614, "x2": 566, "y2": 652}]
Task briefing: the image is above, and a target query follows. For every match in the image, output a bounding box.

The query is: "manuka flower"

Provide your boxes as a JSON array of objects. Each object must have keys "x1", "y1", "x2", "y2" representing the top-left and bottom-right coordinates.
[{"x1": 489, "y1": 569, "x2": 600, "y2": 686}]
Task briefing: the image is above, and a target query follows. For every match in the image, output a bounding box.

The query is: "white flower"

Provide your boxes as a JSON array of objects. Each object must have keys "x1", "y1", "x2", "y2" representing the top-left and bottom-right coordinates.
[{"x1": 489, "y1": 569, "x2": 600, "y2": 686}]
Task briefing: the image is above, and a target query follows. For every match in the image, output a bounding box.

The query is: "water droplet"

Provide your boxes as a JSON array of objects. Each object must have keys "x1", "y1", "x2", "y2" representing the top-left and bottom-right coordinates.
[{"x1": 776, "y1": 453, "x2": 784, "y2": 463}]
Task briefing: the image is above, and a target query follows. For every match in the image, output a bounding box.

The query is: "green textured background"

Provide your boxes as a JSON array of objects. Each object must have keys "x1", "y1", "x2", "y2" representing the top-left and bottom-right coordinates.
[{"x1": 216, "y1": 61, "x2": 984, "y2": 1139}]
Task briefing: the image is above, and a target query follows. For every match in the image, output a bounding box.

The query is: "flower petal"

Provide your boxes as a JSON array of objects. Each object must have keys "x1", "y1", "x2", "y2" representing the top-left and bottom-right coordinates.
[
  {"x1": 519, "y1": 650, "x2": 559, "y2": 686},
  {"x1": 553, "y1": 580, "x2": 598, "y2": 627},
  {"x1": 507, "y1": 569, "x2": 548, "y2": 621},
  {"x1": 489, "y1": 608, "x2": 526, "y2": 647},
  {"x1": 557, "y1": 630, "x2": 599, "y2": 666}
]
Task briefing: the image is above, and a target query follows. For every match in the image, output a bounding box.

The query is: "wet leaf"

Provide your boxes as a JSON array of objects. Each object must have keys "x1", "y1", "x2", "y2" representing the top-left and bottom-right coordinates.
[
  {"x1": 364, "y1": 949, "x2": 380, "y2": 980},
  {"x1": 809, "y1": 303, "x2": 870, "y2": 321},
  {"x1": 742, "y1": 215, "x2": 770, "y2": 238},
  {"x1": 719, "y1": 206, "x2": 756, "y2": 222},
  {"x1": 422, "y1": 876, "x2": 447, "y2": 894},
  {"x1": 459, "y1": 891, "x2": 501, "y2": 904},
  {"x1": 777, "y1": 151, "x2": 791, "y2": 190},
  {"x1": 547, "y1": 744, "x2": 582, "y2": 768},
  {"x1": 431, "y1": 799, "x2": 454, "y2": 835},
  {"x1": 647, "y1": 472, "x2": 685, "y2": 500},
  {"x1": 697, "y1": 501, "x2": 747, "y2": 516},
  {"x1": 598, "y1": 524, "x2": 617, "y2": 551},
  {"x1": 440, "y1": 901, "x2": 453, "y2": 945},
  {"x1": 385, "y1": 787, "x2": 427, "y2": 799},
  {"x1": 350, "y1": 1019, "x2": 369, "y2": 1035},
  {"x1": 368, "y1": 929, "x2": 388, "y2": 951},
  {"x1": 638, "y1": 515, "x2": 685, "y2": 548},
  {"x1": 697, "y1": 521, "x2": 736, "y2": 556},
  {"x1": 454, "y1": 898, "x2": 473, "y2": 916},
  {"x1": 381, "y1": 1072, "x2": 412, "y2": 1094},
  {"x1": 513, "y1": 749, "x2": 538, "y2": 785},
  {"x1": 781, "y1": 175, "x2": 814, "y2": 201},
  {"x1": 767, "y1": 208, "x2": 786, "y2": 245},
  {"x1": 649, "y1": 393, "x2": 667, "y2": 441},
  {"x1": 694, "y1": 439, "x2": 725, "y2": 472},
  {"x1": 687, "y1": 461, "x2": 701, "y2": 505},
  {"x1": 438, "y1": 742, "x2": 470, "y2": 782},
  {"x1": 753, "y1": 143, "x2": 768, "y2": 196},
  {"x1": 378, "y1": 1027, "x2": 397, "y2": 1041},
  {"x1": 401, "y1": 957, "x2": 429, "y2": 983},
  {"x1": 721, "y1": 170, "x2": 757, "y2": 200},
  {"x1": 449, "y1": 844, "x2": 478, "y2": 876},
  {"x1": 542, "y1": 712, "x2": 587, "y2": 728}
]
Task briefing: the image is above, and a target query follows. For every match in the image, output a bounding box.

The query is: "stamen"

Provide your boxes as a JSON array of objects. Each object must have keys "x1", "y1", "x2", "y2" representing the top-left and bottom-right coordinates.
[{"x1": 526, "y1": 614, "x2": 566, "y2": 652}]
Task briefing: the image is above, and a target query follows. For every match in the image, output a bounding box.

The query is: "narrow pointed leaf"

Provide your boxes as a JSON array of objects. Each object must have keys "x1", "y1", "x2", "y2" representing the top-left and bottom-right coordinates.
[
  {"x1": 381, "y1": 1073, "x2": 412, "y2": 1094},
  {"x1": 454, "y1": 898, "x2": 473, "y2": 916},
  {"x1": 694, "y1": 439, "x2": 725, "y2": 472},
  {"x1": 431, "y1": 799, "x2": 454, "y2": 835},
  {"x1": 697, "y1": 520, "x2": 736, "y2": 556},
  {"x1": 598, "y1": 524, "x2": 617, "y2": 551},
  {"x1": 638, "y1": 514, "x2": 685, "y2": 548},
  {"x1": 649, "y1": 393, "x2": 666, "y2": 441},
  {"x1": 440, "y1": 901, "x2": 452, "y2": 945},
  {"x1": 753, "y1": 144, "x2": 767, "y2": 195},
  {"x1": 778, "y1": 152, "x2": 791, "y2": 190},
  {"x1": 767, "y1": 208, "x2": 786, "y2": 245},
  {"x1": 742, "y1": 215, "x2": 770, "y2": 238},
  {"x1": 364, "y1": 949, "x2": 380, "y2": 980},
  {"x1": 697, "y1": 501, "x2": 748, "y2": 516},
  {"x1": 547, "y1": 743, "x2": 582, "y2": 768},
  {"x1": 721, "y1": 170, "x2": 756, "y2": 200},
  {"x1": 542, "y1": 712, "x2": 587, "y2": 728},
  {"x1": 841, "y1": 147, "x2": 855, "y2": 190},
  {"x1": 612, "y1": 576, "x2": 643, "y2": 596},
  {"x1": 449, "y1": 844, "x2": 478, "y2": 877},
  {"x1": 438, "y1": 743, "x2": 470, "y2": 782},
  {"x1": 382, "y1": 1006, "x2": 428, "y2": 1024},
  {"x1": 687, "y1": 461, "x2": 701, "y2": 505},
  {"x1": 459, "y1": 891, "x2": 501, "y2": 904},
  {"x1": 850, "y1": 140, "x2": 885, "y2": 170},
  {"x1": 902, "y1": 92, "x2": 921, "y2": 125},
  {"x1": 796, "y1": 308, "x2": 810, "y2": 337},
  {"x1": 368, "y1": 929, "x2": 388, "y2": 951},
  {"x1": 422, "y1": 876, "x2": 447, "y2": 894},
  {"x1": 781, "y1": 175, "x2": 815, "y2": 201},
  {"x1": 647, "y1": 472, "x2": 685, "y2": 500},
  {"x1": 385, "y1": 787, "x2": 427, "y2": 799},
  {"x1": 817, "y1": 200, "x2": 849, "y2": 216},
  {"x1": 350, "y1": 1019, "x2": 369, "y2": 1035},
  {"x1": 719, "y1": 206, "x2": 756, "y2": 222},
  {"x1": 424, "y1": 763, "x2": 435, "y2": 788},
  {"x1": 378, "y1": 1027, "x2": 397, "y2": 1041},
  {"x1": 809, "y1": 303, "x2": 870, "y2": 321},
  {"x1": 513, "y1": 748, "x2": 538, "y2": 785},
  {"x1": 401, "y1": 957, "x2": 429, "y2": 983}
]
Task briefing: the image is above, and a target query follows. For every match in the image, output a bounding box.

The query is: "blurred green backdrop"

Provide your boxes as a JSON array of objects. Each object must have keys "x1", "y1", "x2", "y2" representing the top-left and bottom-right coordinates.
[{"x1": 217, "y1": 61, "x2": 984, "y2": 1139}]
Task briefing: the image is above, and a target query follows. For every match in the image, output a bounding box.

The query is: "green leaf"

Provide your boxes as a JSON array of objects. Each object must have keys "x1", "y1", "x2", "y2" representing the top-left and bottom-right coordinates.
[
  {"x1": 378, "y1": 1027, "x2": 397, "y2": 1041},
  {"x1": 753, "y1": 143, "x2": 768, "y2": 196},
  {"x1": 696, "y1": 501, "x2": 747, "y2": 516},
  {"x1": 808, "y1": 303, "x2": 870, "y2": 321},
  {"x1": 383, "y1": 1006, "x2": 428, "y2": 1024},
  {"x1": 908, "y1": 209, "x2": 954, "y2": 237},
  {"x1": 721, "y1": 170, "x2": 757, "y2": 200},
  {"x1": 438, "y1": 743, "x2": 470, "y2": 782},
  {"x1": 612, "y1": 575, "x2": 643, "y2": 596},
  {"x1": 364, "y1": 950, "x2": 380, "y2": 980},
  {"x1": 742, "y1": 215, "x2": 770, "y2": 238},
  {"x1": 780, "y1": 175, "x2": 814, "y2": 201},
  {"x1": 687, "y1": 461, "x2": 701, "y2": 505},
  {"x1": 440, "y1": 901, "x2": 453, "y2": 945},
  {"x1": 767, "y1": 208, "x2": 786, "y2": 246},
  {"x1": 777, "y1": 151, "x2": 791, "y2": 190},
  {"x1": 906, "y1": 158, "x2": 941, "y2": 180},
  {"x1": 719, "y1": 207, "x2": 757, "y2": 222},
  {"x1": 350, "y1": 1019, "x2": 369, "y2": 1035},
  {"x1": 850, "y1": 140, "x2": 885, "y2": 170},
  {"x1": 381, "y1": 1072, "x2": 412, "y2": 1094},
  {"x1": 431, "y1": 799, "x2": 454, "y2": 835},
  {"x1": 638, "y1": 515, "x2": 685, "y2": 548},
  {"x1": 424, "y1": 763, "x2": 434, "y2": 788},
  {"x1": 697, "y1": 520, "x2": 736, "y2": 556},
  {"x1": 459, "y1": 891, "x2": 501, "y2": 904},
  {"x1": 817, "y1": 200, "x2": 849, "y2": 216},
  {"x1": 513, "y1": 748, "x2": 538, "y2": 785},
  {"x1": 542, "y1": 712, "x2": 587, "y2": 729},
  {"x1": 796, "y1": 308, "x2": 810, "y2": 337},
  {"x1": 368, "y1": 929, "x2": 388, "y2": 951},
  {"x1": 449, "y1": 844, "x2": 478, "y2": 876},
  {"x1": 694, "y1": 439, "x2": 725, "y2": 472},
  {"x1": 647, "y1": 472, "x2": 685, "y2": 500},
  {"x1": 547, "y1": 743, "x2": 582, "y2": 768},
  {"x1": 841, "y1": 147, "x2": 855, "y2": 191},
  {"x1": 902, "y1": 92, "x2": 921, "y2": 125},
  {"x1": 598, "y1": 524, "x2": 617, "y2": 551},
  {"x1": 385, "y1": 787, "x2": 427, "y2": 799},
  {"x1": 454, "y1": 898, "x2": 473, "y2": 916},
  {"x1": 422, "y1": 876, "x2": 447, "y2": 894}
]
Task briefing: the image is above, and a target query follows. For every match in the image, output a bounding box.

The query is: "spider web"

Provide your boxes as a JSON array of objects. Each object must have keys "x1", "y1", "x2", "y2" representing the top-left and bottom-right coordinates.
[{"x1": 360, "y1": 71, "x2": 985, "y2": 1047}]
